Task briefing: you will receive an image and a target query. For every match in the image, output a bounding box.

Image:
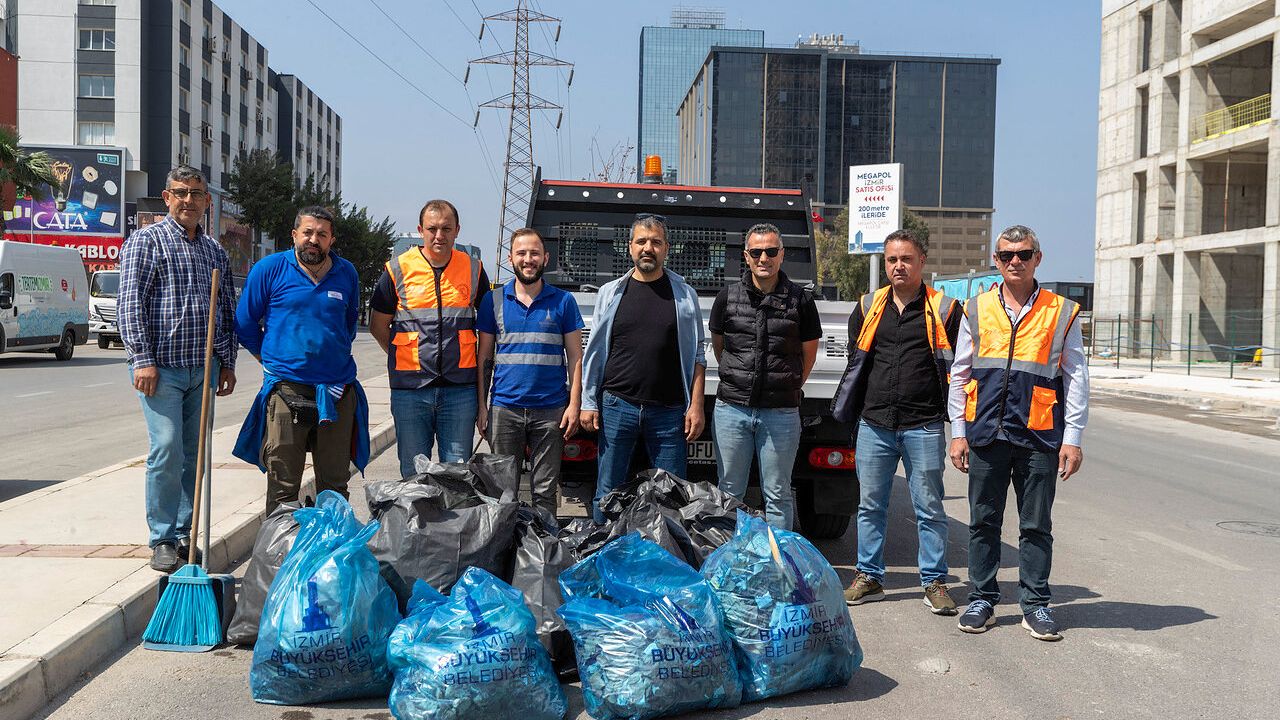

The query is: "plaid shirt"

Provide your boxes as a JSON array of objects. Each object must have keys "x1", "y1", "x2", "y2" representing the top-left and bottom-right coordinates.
[{"x1": 119, "y1": 216, "x2": 238, "y2": 371}]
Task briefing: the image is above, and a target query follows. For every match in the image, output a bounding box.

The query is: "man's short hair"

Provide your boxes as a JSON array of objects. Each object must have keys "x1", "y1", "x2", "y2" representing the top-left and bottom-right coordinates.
[
  {"x1": 165, "y1": 165, "x2": 206, "y2": 188},
  {"x1": 885, "y1": 228, "x2": 928, "y2": 257},
  {"x1": 631, "y1": 212, "x2": 667, "y2": 239},
  {"x1": 997, "y1": 224, "x2": 1040, "y2": 252},
  {"x1": 294, "y1": 205, "x2": 336, "y2": 233},
  {"x1": 419, "y1": 199, "x2": 460, "y2": 227},
  {"x1": 509, "y1": 227, "x2": 545, "y2": 251},
  {"x1": 744, "y1": 222, "x2": 782, "y2": 243}
]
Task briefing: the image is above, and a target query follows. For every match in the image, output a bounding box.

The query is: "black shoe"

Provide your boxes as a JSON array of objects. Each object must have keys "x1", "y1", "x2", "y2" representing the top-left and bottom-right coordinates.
[
  {"x1": 175, "y1": 539, "x2": 203, "y2": 566},
  {"x1": 149, "y1": 542, "x2": 179, "y2": 573},
  {"x1": 957, "y1": 599, "x2": 995, "y2": 633},
  {"x1": 1022, "y1": 607, "x2": 1063, "y2": 641}
]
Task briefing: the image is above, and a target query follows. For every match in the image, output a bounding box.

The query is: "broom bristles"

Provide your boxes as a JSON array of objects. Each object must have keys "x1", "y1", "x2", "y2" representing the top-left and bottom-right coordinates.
[{"x1": 142, "y1": 563, "x2": 222, "y2": 647}]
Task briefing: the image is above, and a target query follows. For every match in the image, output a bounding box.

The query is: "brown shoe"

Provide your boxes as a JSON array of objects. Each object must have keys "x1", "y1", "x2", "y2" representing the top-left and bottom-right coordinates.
[
  {"x1": 923, "y1": 579, "x2": 958, "y2": 615},
  {"x1": 843, "y1": 572, "x2": 884, "y2": 605}
]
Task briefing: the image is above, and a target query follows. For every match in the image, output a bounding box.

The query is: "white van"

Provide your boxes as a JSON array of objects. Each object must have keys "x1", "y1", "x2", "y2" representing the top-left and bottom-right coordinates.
[
  {"x1": 89, "y1": 269, "x2": 120, "y2": 348},
  {"x1": 0, "y1": 241, "x2": 90, "y2": 360}
]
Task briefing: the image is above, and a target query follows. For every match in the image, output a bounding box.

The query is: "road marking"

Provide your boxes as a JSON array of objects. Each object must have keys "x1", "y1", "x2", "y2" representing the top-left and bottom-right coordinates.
[
  {"x1": 1130, "y1": 530, "x2": 1249, "y2": 573},
  {"x1": 1190, "y1": 454, "x2": 1271, "y2": 474},
  {"x1": 83, "y1": 382, "x2": 113, "y2": 388},
  {"x1": 15, "y1": 391, "x2": 53, "y2": 398}
]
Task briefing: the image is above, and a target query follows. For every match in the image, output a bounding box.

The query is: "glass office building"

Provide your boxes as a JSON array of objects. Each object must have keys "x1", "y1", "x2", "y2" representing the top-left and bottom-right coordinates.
[
  {"x1": 678, "y1": 45, "x2": 999, "y2": 272},
  {"x1": 637, "y1": 10, "x2": 762, "y2": 181}
]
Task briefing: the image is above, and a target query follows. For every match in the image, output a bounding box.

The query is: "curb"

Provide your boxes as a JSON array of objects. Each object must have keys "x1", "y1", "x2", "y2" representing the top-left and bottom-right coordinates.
[
  {"x1": 0, "y1": 419, "x2": 396, "y2": 720},
  {"x1": 1091, "y1": 383, "x2": 1280, "y2": 419}
]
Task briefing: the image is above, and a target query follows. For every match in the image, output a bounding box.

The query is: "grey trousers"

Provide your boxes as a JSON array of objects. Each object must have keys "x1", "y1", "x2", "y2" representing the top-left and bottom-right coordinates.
[{"x1": 488, "y1": 404, "x2": 565, "y2": 515}]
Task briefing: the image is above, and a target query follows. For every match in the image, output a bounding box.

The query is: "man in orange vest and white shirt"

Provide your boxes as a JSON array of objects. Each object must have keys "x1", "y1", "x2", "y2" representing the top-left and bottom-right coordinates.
[
  {"x1": 948, "y1": 224, "x2": 1088, "y2": 642},
  {"x1": 369, "y1": 199, "x2": 490, "y2": 477}
]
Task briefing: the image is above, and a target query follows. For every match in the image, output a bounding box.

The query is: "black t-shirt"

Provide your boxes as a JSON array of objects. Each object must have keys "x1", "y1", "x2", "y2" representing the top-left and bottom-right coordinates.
[
  {"x1": 854, "y1": 287, "x2": 947, "y2": 430},
  {"x1": 368, "y1": 249, "x2": 490, "y2": 315},
  {"x1": 602, "y1": 273, "x2": 684, "y2": 407}
]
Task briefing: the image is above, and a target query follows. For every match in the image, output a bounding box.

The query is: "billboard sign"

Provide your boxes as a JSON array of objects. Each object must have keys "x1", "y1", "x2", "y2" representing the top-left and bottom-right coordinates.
[
  {"x1": 4, "y1": 145, "x2": 126, "y2": 237},
  {"x1": 847, "y1": 162, "x2": 902, "y2": 255},
  {"x1": 933, "y1": 270, "x2": 1002, "y2": 302}
]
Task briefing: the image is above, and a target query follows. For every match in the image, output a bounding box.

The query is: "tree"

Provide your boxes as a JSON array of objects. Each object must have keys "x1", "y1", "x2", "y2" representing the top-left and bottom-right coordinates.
[
  {"x1": 903, "y1": 209, "x2": 931, "y2": 251},
  {"x1": 225, "y1": 148, "x2": 296, "y2": 251},
  {"x1": 813, "y1": 207, "x2": 869, "y2": 301},
  {"x1": 333, "y1": 204, "x2": 395, "y2": 309},
  {"x1": 0, "y1": 126, "x2": 58, "y2": 238}
]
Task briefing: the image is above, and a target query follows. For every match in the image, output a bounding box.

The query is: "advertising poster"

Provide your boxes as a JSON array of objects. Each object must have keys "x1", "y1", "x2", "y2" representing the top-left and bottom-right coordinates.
[
  {"x1": 847, "y1": 162, "x2": 902, "y2": 255},
  {"x1": 933, "y1": 271, "x2": 1002, "y2": 302}
]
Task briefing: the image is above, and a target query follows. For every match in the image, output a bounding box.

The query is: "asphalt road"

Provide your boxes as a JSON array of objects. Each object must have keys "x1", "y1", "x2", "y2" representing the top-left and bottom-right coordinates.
[
  {"x1": 0, "y1": 332, "x2": 391, "y2": 502},
  {"x1": 32, "y1": 397, "x2": 1280, "y2": 719}
]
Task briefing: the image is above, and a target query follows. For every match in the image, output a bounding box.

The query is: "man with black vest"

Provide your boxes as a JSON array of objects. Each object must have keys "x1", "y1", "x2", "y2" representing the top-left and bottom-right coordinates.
[
  {"x1": 831, "y1": 228, "x2": 962, "y2": 615},
  {"x1": 709, "y1": 223, "x2": 821, "y2": 530}
]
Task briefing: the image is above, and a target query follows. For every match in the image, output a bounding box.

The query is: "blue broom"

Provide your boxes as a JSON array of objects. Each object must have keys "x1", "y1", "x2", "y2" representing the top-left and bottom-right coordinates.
[{"x1": 142, "y1": 269, "x2": 224, "y2": 651}]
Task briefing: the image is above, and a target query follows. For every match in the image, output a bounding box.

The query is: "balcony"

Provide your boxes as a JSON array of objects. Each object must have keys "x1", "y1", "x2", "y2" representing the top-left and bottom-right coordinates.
[{"x1": 1191, "y1": 93, "x2": 1271, "y2": 143}]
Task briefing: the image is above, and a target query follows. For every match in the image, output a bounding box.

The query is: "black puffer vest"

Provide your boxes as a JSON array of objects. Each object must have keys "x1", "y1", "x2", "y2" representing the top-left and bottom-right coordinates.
[{"x1": 717, "y1": 272, "x2": 809, "y2": 408}]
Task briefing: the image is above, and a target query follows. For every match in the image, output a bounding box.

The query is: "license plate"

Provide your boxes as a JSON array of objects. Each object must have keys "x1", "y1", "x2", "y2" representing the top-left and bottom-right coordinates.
[{"x1": 687, "y1": 440, "x2": 716, "y2": 464}]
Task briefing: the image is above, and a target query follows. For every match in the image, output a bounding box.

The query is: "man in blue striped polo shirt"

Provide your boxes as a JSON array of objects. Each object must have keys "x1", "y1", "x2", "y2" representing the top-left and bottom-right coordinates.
[{"x1": 476, "y1": 228, "x2": 584, "y2": 517}]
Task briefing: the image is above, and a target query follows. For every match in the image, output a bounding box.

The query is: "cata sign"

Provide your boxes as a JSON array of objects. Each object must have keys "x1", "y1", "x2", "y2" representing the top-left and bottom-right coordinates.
[{"x1": 847, "y1": 163, "x2": 902, "y2": 255}]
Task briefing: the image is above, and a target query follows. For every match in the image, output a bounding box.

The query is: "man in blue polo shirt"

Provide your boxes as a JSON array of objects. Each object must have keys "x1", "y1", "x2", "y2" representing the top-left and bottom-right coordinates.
[
  {"x1": 233, "y1": 205, "x2": 370, "y2": 512},
  {"x1": 476, "y1": 228, "x2": 584, "y2": 517}
]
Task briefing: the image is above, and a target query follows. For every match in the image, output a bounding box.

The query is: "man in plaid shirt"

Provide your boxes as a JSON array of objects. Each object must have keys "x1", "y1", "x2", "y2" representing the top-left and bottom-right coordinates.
[{"x1": 119, "y1": 166, "x2": 238, "y2": 573}]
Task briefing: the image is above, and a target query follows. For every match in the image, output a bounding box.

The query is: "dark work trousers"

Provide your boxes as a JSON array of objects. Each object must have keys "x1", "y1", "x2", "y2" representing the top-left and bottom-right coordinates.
[
  {"x1": 488, "y1": 404, "x2": 565, "y2": 516},
  {"x1": 262, "y1": 384, "x2": 357, "y2": 513},
  {"x1": 966, "y1": 440, "x2": 1058, "y2": 613}
]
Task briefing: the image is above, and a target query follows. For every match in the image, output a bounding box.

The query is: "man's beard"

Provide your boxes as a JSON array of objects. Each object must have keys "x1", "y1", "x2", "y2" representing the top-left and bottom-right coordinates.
[
  {"x1": 298, "y1": 245, "x2": 327, "y2": 266},
  {"x1": 634, "y1": 254, "x2": 659, "y2": 272},
  {"x1": 515, "y1": 264, "x2": 545, "y2": 285}
]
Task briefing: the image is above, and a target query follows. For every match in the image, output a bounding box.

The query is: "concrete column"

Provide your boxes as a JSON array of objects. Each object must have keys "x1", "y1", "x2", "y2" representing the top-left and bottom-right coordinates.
[
  {"x1": 1180, "y1": 158, "x2": 1204, "y2": 238},
  {"x1": 1200, "y1": 252, "x2": 1231, "y2": 360},
  {"x1": 1169, "y1": 249, "x2": 1203, "y2": 357},
  {"x1": 1263, "y1": 240, "x2": 1280, "y2": 369},
  {"x1": 1268, "y1": 131, "x2": 1280, "y2": 227}
]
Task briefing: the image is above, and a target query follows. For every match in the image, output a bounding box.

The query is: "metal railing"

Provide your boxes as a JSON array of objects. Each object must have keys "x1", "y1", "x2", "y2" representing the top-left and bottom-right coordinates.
[
  {"x1": 1089, "y1": 312, "x2": 1280, "y2": 380},
  {"x1": 1191, "y1": 93, "x2": 1272, "y2": 143}
]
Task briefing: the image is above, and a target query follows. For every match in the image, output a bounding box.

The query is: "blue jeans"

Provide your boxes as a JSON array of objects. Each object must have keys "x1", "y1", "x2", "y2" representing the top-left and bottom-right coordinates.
[
  {"x1": 594, "y1": 392, "x2": 687, "y2": 523},
  {"x1": 967, "y1": 441, "x2": 1057, "y2": 613},
  {"x1": 854, "y1": 419, "x2": 949, "y2": 586},
  {"x1": 136, "y1": 362, "x2": 217, "y2": 548},
  {"x1": 713, "y1": 400, "x2": 800, "y2": 530},
  {"x1": 391, "y1": 384, "x2": 478, "y2": 477}
]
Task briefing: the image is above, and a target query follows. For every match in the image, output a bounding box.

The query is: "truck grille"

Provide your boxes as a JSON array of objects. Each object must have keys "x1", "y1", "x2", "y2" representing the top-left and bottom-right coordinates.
[
  {"x1": 824, "y1": 334, "x2": 849, "y2": 358},
  {"x1": 555, "y1": 222, "x2": 727, "y2": 293},
  {"x1": 97, "y1": 306, "x2": 117, "y2": 322}
]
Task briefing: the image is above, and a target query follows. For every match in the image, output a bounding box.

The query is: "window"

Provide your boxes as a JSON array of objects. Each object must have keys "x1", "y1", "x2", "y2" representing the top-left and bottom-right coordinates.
[
  {"x1": 80, "y1": 0, "x2": 115, "y2": 5},
  {"x1": 179, "y1": 88, "x2": 189, "y2": 111},
  {"x1": 266, "y1": 116, "x2": 272, "y2": 132},
  {"x1": 202, "y1": 101, "x2": 210, "y2": 123},
  {"x1": 179, "y1": 45, "x2": 190, "y2": 68},
  {"x1": 78, "y1": 122, "x2": 115, "y2": 145},
  {"x1": 78, "y1": 75, "x2": 114, "y2": 98},
  {"x1": 180, "y1": 1, "x2": 190, "y2": 24},
  {"x1": 78, "y1": 29, "x2": 116, "y2": 51},
  {"x1": 203, "y1": 60, "x2": 211, "y2": 79}
]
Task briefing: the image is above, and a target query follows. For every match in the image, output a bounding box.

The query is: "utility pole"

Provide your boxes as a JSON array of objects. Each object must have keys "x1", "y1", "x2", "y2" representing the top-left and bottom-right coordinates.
[{"x1": 468, "y1": 1, "x2": 573, "y2": 282}]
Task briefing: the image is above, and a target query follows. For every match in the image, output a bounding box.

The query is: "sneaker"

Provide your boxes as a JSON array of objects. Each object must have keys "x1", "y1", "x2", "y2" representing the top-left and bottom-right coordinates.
[
  {"x1": 843, "y1": 572, "x2": 884, "y2": 605},
  {"x1": 1022, "y1": 607, "x2": 1063, "y2": 641},
  {"x1": 175, "y1": 539, "x2": 202, "y2": 566},
  {"x1": 957, "y1": 599, "x2": 995, "y2": 633},
  {"x1": 922, "y1": 580, "x2": 958, "y2": 615},
  {"x1": 149, "y1": 542, "x2": 179, "y2": 573}
]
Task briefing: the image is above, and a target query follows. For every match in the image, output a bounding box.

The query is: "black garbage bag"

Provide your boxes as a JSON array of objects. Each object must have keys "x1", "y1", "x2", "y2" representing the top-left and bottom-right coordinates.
[
  {"x1": 563, "y1": 469, "x2": 752, "y2": 568},
  {"x1": 510, "y1": 505, "x2": 578, "y2": 677},
  {"x1": 366, "y1": 454, "x2": 521, "y2": 593},
  {"x1": 227, "y1": 501, "x2": 302, "y2": 645}
]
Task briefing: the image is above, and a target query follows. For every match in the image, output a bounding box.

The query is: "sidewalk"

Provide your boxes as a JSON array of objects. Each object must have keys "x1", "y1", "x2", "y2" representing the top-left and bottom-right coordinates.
[
  {"x1": 0, "y1": 379, "x2": 395, "y2": 720},
  {"x1": 1089, "y1": 359, "x2": 1280, "y2": 418}
]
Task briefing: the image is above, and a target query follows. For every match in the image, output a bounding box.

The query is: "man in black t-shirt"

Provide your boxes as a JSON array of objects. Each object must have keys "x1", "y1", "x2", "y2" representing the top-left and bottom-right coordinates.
[
  {"x1": 709, "y1": 223, "x2": 821, "y2": 530},
  {"x1": 579, "y1": 214, "x2": 707, "y2": 523}
]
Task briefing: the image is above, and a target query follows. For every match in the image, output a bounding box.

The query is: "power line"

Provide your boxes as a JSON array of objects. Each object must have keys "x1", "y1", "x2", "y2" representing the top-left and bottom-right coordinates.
[{"x1": 367, "y1": 0, "x2": 464, "y2": 84}]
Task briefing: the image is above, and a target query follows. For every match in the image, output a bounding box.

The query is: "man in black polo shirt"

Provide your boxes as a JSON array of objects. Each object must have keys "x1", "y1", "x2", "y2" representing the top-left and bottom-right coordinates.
[{"x1": 831, "y1": 228, "x2": 962, "y2": 614}]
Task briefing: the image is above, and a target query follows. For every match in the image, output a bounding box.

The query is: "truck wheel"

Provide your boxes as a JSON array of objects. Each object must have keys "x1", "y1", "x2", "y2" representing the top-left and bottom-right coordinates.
[
  {"x1": 54, "y1": 330, "x2": 75, "y2": 361},
  {"x1": 98, "y1": 335, "x2": 111, "y2": 349},
  {"x1": 797, "y1": 511, "x2": 850, "y2": 540}
]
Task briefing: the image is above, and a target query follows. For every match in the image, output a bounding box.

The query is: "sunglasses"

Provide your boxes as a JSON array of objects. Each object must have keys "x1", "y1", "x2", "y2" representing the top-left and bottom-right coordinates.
[
  {"x1": 166, "y1": 188, "x2": 209, "y2": 200},
  {"x1": 746, "y1": 246, "x2": 781, "y2": 259},
  {"x1": 995, "y1": 249, "x2": 1037, "y2": 263},
  {"x1": 635, "y1": 212, "x2": 667, "y2": 224}
]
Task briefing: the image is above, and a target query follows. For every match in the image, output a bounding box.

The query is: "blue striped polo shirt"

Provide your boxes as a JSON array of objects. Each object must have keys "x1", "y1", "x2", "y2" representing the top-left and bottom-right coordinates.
[{"x1": 475, "y1": 280, "x2": 584, "y2": 409}]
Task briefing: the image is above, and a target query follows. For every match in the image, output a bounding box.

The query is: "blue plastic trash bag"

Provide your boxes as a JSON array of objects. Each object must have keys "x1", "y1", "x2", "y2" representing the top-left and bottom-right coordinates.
[
  {"x1": 251, "y1": 490, "x2": 401, "y2": 705},
  {"x1": 387, "y1": 568, "x2": 567, "y2": 720},
  {"x1": 701, "y1": 511, "x2": 861, "y2": 701},
  {"x1": 557, "y1": 533, "x2": 741, "y2": 720}
]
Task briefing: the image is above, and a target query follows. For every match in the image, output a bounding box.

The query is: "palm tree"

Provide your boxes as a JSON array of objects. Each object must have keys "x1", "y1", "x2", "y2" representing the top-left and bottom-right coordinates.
[{"x1": 0, "y1": 125, "x2": 59, "y2": 239}]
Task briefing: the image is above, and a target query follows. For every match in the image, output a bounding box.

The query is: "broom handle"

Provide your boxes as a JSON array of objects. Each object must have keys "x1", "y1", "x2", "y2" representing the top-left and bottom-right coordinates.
[{"x1": 189, "y1": 269, "x2": 221, "y2": 567}]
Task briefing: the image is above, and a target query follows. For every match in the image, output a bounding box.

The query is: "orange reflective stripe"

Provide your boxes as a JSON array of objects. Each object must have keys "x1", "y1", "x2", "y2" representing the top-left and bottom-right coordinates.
[{"x1": 855, "y1": 287, "x2": 892, "y2": 352}]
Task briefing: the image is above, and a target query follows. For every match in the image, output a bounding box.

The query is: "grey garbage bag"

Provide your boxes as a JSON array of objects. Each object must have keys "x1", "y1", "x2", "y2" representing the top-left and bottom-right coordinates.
[
  {"x1": 227, "y1": 501, "x2": 302, "y2": 645},
  {"x1": 511, "y1": 505, "x2": 577, "y2": 676},
  {"x1": 366, "y1": 455, "x2": 521, "y2": 592}
]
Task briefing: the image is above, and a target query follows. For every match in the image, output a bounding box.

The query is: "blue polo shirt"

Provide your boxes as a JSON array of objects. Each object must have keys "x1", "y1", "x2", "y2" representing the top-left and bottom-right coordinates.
[{"x1": 476, "y1": 280, "x2": 584, "y2": 409}]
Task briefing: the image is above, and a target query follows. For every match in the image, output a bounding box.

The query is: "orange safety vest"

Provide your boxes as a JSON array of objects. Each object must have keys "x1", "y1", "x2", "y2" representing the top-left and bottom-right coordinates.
[
  {"x1": 961, "y1": 286, "x2": 1080, "y2": 452},
  {"x1": 385, "y1": 246, "x2": 482, "y2": 389},
  {"x1": 831, "y1": 284, "x2": 958, "y2": 426}
]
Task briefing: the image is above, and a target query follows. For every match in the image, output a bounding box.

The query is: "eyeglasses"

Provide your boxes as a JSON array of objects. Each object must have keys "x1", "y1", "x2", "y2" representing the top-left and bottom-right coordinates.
[
  {"x1": 634, "y1": 212, "x2": 667, "y2": 224},
  {"x1": 166, "y1": 188, "x2": 209, "y2": 200},
  {"x1": 746, "y1": 246, "x2": 781, "y2": 259},
  {"x1": 995, "y1": 249, "x2": 1037, "y2": 263}
]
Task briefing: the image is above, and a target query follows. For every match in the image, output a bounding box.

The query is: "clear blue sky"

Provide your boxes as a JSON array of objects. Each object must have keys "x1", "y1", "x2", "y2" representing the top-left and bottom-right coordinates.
[{"x1": 219, "y1": 0, "x2": 1102, "y2": 281}]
